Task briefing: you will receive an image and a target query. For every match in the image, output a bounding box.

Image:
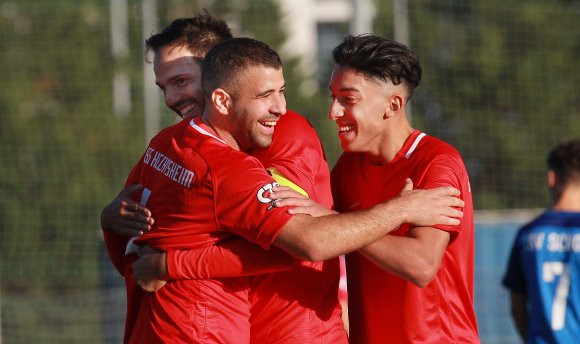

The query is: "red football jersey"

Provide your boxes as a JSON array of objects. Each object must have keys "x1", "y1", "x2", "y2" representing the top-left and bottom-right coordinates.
[
  {"x1": 108, "y1": 117, "x2": 294, "y2": 344},
  {"x1": 332, "y1": 130, "x2": 479, "y2": 344},
  {"x1": 166, "y1": 111, "x2": 347, "y2": 343}
]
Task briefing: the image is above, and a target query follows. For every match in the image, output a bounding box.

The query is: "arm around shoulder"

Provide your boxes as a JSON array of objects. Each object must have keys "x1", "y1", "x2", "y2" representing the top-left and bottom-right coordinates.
[{"x1": 272, "y1": 180, "x2": 463, "y2": 262}]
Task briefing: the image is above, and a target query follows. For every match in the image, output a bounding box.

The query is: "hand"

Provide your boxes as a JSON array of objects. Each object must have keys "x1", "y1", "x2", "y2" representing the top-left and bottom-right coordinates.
[
  {"x1": 132, "y1": 245, "x2": 168, "y2": 292},
  {"x1": 270, "y1": 185, "x2": 337, "y2": 217},
  {"x1": 394, "y1": 178, "x2": 464, "y2": 226},
  {"x1": 100, "y1": 184, "x2": 154, "y2": 237}
]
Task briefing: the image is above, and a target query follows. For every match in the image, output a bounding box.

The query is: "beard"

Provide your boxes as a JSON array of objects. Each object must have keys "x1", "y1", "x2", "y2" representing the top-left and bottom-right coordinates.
[{"x1": 230, "y1": 104, "x2": 274, "y2": 152}]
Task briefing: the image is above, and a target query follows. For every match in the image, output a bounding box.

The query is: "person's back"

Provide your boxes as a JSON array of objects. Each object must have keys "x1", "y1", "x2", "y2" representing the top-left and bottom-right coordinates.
[{"x1": 503, "y1": 139, "x2": 580, "y2": 343}]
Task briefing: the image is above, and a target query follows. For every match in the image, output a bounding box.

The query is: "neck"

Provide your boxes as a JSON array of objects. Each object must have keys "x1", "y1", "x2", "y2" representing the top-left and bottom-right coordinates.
[
  {"x1": 201, "y1": 113, "x2": 241, "y2": 151},
  {"x1": 369, "y1": 123, "x2": 414, "y2": 165},
  {"x1": 552, "y1": 184, "x2": 580, "y2": 212}
]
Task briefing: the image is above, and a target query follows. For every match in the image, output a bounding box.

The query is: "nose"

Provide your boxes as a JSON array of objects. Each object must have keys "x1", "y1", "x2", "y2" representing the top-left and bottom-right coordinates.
[
  {"x1": 164, "y1": 87, "x2": 180, "y2": 108},
  {"x1": 328, "y1": 98, "x2": 343, "y2": 120},
  {"x1": 272, "y1": 92, "x2": 287, "y2": 116}
]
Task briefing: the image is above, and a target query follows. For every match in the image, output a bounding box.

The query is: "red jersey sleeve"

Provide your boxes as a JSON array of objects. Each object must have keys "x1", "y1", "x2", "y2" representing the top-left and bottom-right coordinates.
[
  {"x1": 414, "y1": 152, "x2": 471, "y2": 240},
  {"x1": 211, "y1": 151, "x2": 294, "y2": 249},
  {"x1": 166, "y1": 237, "x2": 297, "y2": 280}
]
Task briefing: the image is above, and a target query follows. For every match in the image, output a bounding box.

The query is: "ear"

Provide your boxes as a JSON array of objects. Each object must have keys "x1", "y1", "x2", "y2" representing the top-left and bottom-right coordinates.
[
  {"x1": 547, "y1": 170, "x2": 557, "y2": 188},
  {"x1": 211, "y1": 88, "x2": 231, "y2": 115},
  {"x1": 383, "y1": 95, "x2": 405, "y2": 119}
]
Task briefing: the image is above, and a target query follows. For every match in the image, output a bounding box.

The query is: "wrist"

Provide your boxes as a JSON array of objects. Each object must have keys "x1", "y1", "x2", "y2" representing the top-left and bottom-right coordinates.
[
  {"x1": 378, "y1": 197, "x2": 408, "y2": 225},
  {"x1": 160, "y1": 253, "x2": 169, "y2": 281}
]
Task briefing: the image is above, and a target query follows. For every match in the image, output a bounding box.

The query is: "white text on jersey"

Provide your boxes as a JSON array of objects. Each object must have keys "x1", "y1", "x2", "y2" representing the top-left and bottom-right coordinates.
[{"x1": 144, "y1": 147, "x2": 195, "y2": 188}]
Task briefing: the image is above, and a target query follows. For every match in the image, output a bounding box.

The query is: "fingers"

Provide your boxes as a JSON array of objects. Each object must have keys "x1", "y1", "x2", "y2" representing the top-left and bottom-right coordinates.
[
  {"x1": 116, "y1": 200, "x2": 154, "y2": 236},
  {"x1": 113, "y1": 226, "x2": 145, "y2": 237},
  {"x1": 436, "y1": 186, "x2": 461, "y2": 197},
  {"x1": 287, "y1": 206, "x2": 338, "y2": 217},
  {"x1": 444, "y1": 208, "x2": 464, "y2": 220},
  {"x1": 119, "y1": 184, "x2": 144, "y2": 197},
  {"x1": 421, "y1": 186, "x2": 464, "y2": 207},
  {"x1": 402, "y1": 178, "x2": 413, "y2": 192},
  {"x1": 270, "y1": 186, "x2": 308, "y2": 201},
  {"x1": 273, "y1": 197, "x2": 314, "y2": 208},
  {"x1": 120, "y1": 200, "x2": 153, "y2": 220},
  {"x1": 101, "y1": 185, "x2": 154, "y2": 236},
  {"x1": 449, "y1": 197, "x2": 465, "y2": 208},
  {"x1": 440, "y1": 216, "x2": 461, "y2": 226}
]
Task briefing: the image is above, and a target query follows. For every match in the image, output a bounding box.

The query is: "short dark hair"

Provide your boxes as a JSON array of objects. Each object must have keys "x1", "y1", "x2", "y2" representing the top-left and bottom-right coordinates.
[
  {"x1": 201, "y1": 37, "x2": 283, "y2": 96},
  {"x1": 144, "y1": 11, "x2": 233, "y2": 63},
  {"x1": 332, "y1": 34, "x2": 422, "y2": 100},
  {"x1": 548, "y1": 139, "x2": 580, "y2": 186}
]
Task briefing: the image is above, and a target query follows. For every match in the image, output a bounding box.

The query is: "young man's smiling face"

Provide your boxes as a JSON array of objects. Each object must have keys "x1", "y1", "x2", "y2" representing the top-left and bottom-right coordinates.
[
  {"x1": 328, "y1": 64, "x2": 393, "y2": 155},
  {"x1": 154, "y1": 45, "x2": 204, "y2": 119},
  {"x1": 228, "y1": 66, "x2": 287, "y2": 151}
]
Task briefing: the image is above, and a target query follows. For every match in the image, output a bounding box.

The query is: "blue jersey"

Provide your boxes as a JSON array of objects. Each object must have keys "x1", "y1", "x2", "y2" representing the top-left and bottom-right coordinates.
[{"x1": 503, "y1": 210, "x2": 580, "y2": 343}]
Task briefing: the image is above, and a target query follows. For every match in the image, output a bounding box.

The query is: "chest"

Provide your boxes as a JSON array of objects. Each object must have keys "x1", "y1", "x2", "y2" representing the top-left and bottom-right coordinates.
[{"x1": 334, "y1": 157, "x2": 426, "y2": 212}]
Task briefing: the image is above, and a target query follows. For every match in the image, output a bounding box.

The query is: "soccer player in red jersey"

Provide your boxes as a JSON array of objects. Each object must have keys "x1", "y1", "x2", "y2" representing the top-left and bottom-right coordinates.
[
  {"x1": 102, "y1": 14, "x2": 347, "y2": 342},
  {"x1": 327, "y1": 34, "x2": 480, "y2": 343}
]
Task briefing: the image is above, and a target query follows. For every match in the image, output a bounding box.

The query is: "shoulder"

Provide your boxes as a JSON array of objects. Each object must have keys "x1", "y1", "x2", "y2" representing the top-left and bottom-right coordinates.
[
  {"x1": 280, "y1": 110, "x2": 313, "y2": 130},
  {"x1": 258, "y1": 109, "x2": 325, "y2": 166},
  {"x1": 148, "y1": 120, "x2": 186, "y2": 144},
  {"x1": 418, "y1": 135, "x2": 462, "y2": 159},
  {"x1": 274, "y1": 110, "x2": 318, "y2": 140},
  {"x1": 412, "y1": 134, "x2": 466, "y2": 173}
]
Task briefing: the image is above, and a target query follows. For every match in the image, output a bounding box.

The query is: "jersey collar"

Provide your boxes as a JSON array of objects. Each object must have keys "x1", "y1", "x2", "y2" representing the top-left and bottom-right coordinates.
[{"x1": 189, "y1": 117, "x2": 227, "y2": 145}]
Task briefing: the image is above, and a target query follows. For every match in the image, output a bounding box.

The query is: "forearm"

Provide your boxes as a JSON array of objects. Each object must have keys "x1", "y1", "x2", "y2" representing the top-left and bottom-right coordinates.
[
  {"x1": 360, "y1": 235, "x2": 425, "y2": 283},
  {"x1": 273, "y1": 183, "x2": 462, "y2": 262},
  {"x1": 276, "y1": 199, "x2": 408, "y2": 262},
  {"x1": 359, "y1": 226, "x2": 450, "y2": 287},
  {"x1": 168, "y1": 240, "x2": 298, "y2": 280}
]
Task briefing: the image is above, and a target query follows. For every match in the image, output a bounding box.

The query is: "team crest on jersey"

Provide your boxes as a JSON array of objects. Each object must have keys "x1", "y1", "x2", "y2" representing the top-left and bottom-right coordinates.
[{"x1": 257, "y1": 182, "x2": 279, "y2": 210}]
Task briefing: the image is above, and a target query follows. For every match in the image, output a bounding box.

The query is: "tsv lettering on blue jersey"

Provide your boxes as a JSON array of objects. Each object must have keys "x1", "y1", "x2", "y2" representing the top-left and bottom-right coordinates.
[
  {"x1": 144, "y1": 146, "x2": 195, "y2": 188},
  {"x1": 526, "y1": 232, "x2": 580, "y2": 252}
]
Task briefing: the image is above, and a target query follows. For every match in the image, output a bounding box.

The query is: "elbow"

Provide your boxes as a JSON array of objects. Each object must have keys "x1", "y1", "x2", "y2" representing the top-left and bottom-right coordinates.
[
  {"x1": 293, "y1": 242, "x2": 327, "y2": 262},
  {"x1": 287, "y1": 234, "x2": 329, "y2": 262},
  {"x1": 276, "y1": 217, "x2": 336, "y2": 262},
  {"x1": 409, "y1": 262, "x2": 438, "y2": 288}
]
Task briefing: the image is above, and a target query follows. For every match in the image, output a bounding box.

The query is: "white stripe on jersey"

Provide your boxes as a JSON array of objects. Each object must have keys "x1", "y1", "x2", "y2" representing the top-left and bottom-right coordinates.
[
  {"x1": 405, "y1": 132, "x2": 427, "y2": 159},
  {"x1": 190, "y1": 119, "x2": 227, "y2": 144}
]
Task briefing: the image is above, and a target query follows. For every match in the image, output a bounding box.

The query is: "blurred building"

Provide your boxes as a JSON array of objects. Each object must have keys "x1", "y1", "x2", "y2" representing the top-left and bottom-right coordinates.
[{"x1": 275, "y1": 0, "x2": 376, "y2": 95}]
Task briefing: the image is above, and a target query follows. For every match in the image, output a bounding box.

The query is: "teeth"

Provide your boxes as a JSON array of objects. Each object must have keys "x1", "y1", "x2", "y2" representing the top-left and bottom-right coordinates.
[
  {"x1": 261, "y1": 121, "x2": 277, "y2": 127},
  {"x1": 339, "y1": 124, "x2": 355, "y2": 133},
  {"x1": 179, "y1": 104, "x2": 196, "y2": 117}
]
